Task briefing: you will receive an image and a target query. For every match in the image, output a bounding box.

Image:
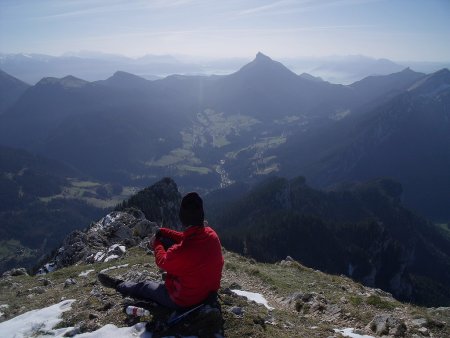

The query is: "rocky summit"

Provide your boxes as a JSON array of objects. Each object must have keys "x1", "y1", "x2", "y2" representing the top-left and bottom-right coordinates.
[
  {"x1": 0, "y1": 178, "x2": 449, "y2": 337},
  {"x1": 0, "y1": 243, "x2": 449, "y2": 337}
]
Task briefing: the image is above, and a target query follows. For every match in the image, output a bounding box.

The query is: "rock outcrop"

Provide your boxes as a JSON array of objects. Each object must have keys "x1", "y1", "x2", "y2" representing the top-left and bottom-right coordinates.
[{"x1": 38, "y1": 178, "x2": 181, "y2": 272}]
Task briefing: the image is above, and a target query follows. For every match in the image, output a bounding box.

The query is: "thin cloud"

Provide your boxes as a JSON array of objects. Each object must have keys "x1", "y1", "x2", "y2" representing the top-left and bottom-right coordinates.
[
  {"x1": 239, "y1": 0, "x2": 383, "y2": 17},
  {"x1": 31, "y1": 0, "x2": 199, "y2": 21},
  {"x1": 238, "y1": 0, "x2": 301, "y2": 16}
]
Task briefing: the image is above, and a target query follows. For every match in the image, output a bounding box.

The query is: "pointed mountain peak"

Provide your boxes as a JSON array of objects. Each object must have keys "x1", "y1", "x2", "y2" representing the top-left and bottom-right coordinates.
[
  {"x1": 232, "y1": 52, "x2": 297, "y2": 80},
  {"x1": 254, "y1": 52, "x2": 272, "y2": 62}
]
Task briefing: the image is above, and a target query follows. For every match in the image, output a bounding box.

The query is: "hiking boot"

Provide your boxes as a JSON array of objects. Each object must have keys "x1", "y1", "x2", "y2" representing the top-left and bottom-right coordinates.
[{"x1": 98, "y1": 272, "x2": 123, "y2": 289}]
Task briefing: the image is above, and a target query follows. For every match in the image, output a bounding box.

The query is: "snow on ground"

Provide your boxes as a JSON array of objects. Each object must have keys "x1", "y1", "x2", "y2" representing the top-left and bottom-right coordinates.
[
  {"x1": 0, "y1": 299, "x2": 75, "y2": 338},
  {"x1": 76, "y1": 323, "x2": 151, "y2": 338},
  {"x1": 230, "y1": 289, "x2": 274, "y2": 310},
  {"x1": 108, "y1": 244, "x2": 126, "y2": 254},
  {"x1": 78, "y1": 269, "x2": 95, "y2": 277},
  {"x1": 94, "y1": 252, "x2": 105, "y2": 262},
  {"x1": 104, "y1": 255, "x2": 119, "y2": 262},
  {"x1": 334, "y1": 328, "x2": 375, "y2": 338},
  {"x1": 0, "y1": 300, "x2": 154, "y2": 338},
  {"x1": 100, "y1": 264, "x2": 129, "y2": 273}
]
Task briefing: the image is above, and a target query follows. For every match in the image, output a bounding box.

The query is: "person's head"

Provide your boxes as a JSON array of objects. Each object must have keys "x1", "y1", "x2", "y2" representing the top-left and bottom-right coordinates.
[{"x1": 179, "y1": 192, "x2": 204, "y2": 227}]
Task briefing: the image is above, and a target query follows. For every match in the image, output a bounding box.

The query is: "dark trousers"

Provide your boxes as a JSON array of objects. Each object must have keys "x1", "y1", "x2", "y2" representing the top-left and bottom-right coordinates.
[
  {"x1": 117, "y1": 279, "x2": 182, "y2": 310},
  {"x1": 116, "y1": 236, "x2": 180, "y2": 310}
]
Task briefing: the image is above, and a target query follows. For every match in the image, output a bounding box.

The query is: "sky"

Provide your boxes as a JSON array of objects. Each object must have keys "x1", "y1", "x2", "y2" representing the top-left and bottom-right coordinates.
[{"x1": 1, "y1": 0, "x2": 450, "y2": 61}]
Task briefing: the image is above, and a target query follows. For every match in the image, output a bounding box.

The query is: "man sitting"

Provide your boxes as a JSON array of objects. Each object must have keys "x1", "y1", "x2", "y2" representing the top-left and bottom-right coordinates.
[{"x1": 98, "y1": 192, "x2": 224, "y2": 310}]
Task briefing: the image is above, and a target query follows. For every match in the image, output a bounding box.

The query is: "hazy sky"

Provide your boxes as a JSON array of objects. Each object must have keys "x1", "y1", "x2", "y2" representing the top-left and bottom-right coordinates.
[{"x1": 1, "y1": 0, "x2": 449, "y2": 61}]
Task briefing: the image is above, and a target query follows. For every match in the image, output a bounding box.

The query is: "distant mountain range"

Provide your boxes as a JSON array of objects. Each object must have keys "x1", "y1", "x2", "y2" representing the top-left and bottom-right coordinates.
[
  {"x1": 3, "y1": 52, "x2": 449, "y2": 84},
  {"x1": 0, "y1": 52, "x2": 449, "y2": 224}
]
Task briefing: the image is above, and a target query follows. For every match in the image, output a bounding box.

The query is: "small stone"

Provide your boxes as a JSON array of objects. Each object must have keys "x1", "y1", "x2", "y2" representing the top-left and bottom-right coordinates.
[
  {"x1": 229, "y1": 282, "x2": 241, "y2": 290},
  {"x1": 229, "y1": 306, "x2": 243, "y2": 316},
  {"x1": 30, "y1": 286, "x2": 46, "y2": 294},
  {"x1": 411, "y1": 318, "x2": 428, "y2": 327},
  {"x1": 38, "y1": 278, "x2": 52, "y2": 286},
  {"x1": 64, "y1": 278, "x2": 77, "y2": 288},
  {"x1": 418, "y1": 327, "x2": 429, "y2": 336},
  {"x1": 90, "y1": 287, "x2": 102, "y2": 298},
  {"x1": 89, "y1": 313, "x2": 99, "y2": 320}
]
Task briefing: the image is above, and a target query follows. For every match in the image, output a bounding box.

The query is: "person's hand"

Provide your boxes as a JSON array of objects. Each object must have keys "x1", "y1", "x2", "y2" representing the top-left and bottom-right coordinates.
[{"x1": 148, "y1": 234, "x2": 156, "y2": 249}]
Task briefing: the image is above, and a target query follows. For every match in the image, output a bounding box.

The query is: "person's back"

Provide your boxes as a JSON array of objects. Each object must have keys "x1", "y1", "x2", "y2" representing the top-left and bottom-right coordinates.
[{"x1": 154, "y1": 223, "x2": 223, "y2": 307}]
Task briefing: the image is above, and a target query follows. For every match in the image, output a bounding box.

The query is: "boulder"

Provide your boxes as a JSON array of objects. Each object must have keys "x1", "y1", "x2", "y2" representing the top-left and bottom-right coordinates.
[
  {"x1": 3, "y1": 268, "x2": 28, "y2": 277},
  {"x1": 133, "y1": 220, "x2": 158, "y2": 238},
  {"x1": 368, "y1": 314, "x2": 406, "y2": 337}
]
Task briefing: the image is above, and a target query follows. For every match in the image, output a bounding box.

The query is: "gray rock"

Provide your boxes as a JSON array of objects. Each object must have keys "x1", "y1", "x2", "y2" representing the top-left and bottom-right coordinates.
[
  {"x1": 4, "y1": 268, "x2": 28, "y2": 277},
  {"x1": 107, "y1": 244, "x2": 126, "y2": 257},
  {"x1": 368, "y1": 314, "x2": 406, "y2": 337},
  {"x1": 112, "y1": 224, "x2": 133, "y2": 241},
  {"x1": 38, "y1": 278, "x2": 52, "y2": 286},
  {"x1": 411, "y1": 318, "x2": 428, "y2": 327},
  {"x1": 417, "y1": 327, "x2": 429, "y2": 336},
  {"x1": 229, "y1": 306, "x2": 243, "y2": 316},
  {"x1": 64, "y1": 278, "x2": 77, "y2": 288},
  {"x1": 229, "y1": 282, "x2": 242, "y2": 290},
  {"x1": 133, "y1": 220, "x2": 158, "y2": 238},
  {"x1": 90, "y1": 286, "x2": 103, "y2": 298},
  {"x1": 326, "y1": 304, "x2": 341, "y2": 317},
  {"x1": 30, "y1": 286, "x2": 46, "y2": 294}
]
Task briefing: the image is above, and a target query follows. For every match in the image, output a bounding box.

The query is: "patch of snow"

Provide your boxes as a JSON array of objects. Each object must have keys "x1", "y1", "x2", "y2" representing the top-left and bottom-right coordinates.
[
  {"x1": 0, "y1": 312, "x2": 4, "y2": 317},
  {"x1": 0, "y1": 304, "x2": 9, "y2": 309},
  {"x1": 334, "y1": 328, "x2": 375, "y2": 338},
  {"x1": 75, "y1": 323, "x2": 152, "y2": 338},
  {"x1": 104, "y1": 255, "x2": 119, "y2": 262},
  {"x1": 94, "y1": 252, "x2": 105, "y2": 262},
  {"x1": 78, "y1": 269, "x2": 95, "y2": 277},
  {"x1": 100, "y1": 264, "x2": 129, "y2": 273},
  {"x1": 37, "y1": 262, "x2": 57, "y2": 275},
  {"x1": 103, "y1": 213, "x2": 121, "y2": 227},
  {"x1": 0, "y1": 299, "x2": 75, "y2": 337},
  {"x1": 231, "y1": 289, "x2": 273, "y2": 310},
  {"x1": 0, "y1": 299, "x2": 210, "y2": 337},
  {"x1": 108, "y1": 244, "x2": 126, "y2": 254}
]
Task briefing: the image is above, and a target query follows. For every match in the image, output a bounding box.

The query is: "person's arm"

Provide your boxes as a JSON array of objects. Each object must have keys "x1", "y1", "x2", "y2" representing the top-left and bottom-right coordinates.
[
  {"x1": 153, "y1": 240, "x2": 188, "y2": 274},
  {"x1": 158, "y1": 227, "x2": 184, "y2": 243}
]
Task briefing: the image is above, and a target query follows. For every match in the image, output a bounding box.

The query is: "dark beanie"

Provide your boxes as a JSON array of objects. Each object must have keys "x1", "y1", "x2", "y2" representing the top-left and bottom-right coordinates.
[{"x1": 179, "y1": 192, "x2": 204, "y2": 227}]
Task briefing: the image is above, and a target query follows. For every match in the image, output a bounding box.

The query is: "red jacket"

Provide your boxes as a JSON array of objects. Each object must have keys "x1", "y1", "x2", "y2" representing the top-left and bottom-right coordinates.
[{"x1": 153, "y1": 225, "x2": 224, "y2": 307}]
